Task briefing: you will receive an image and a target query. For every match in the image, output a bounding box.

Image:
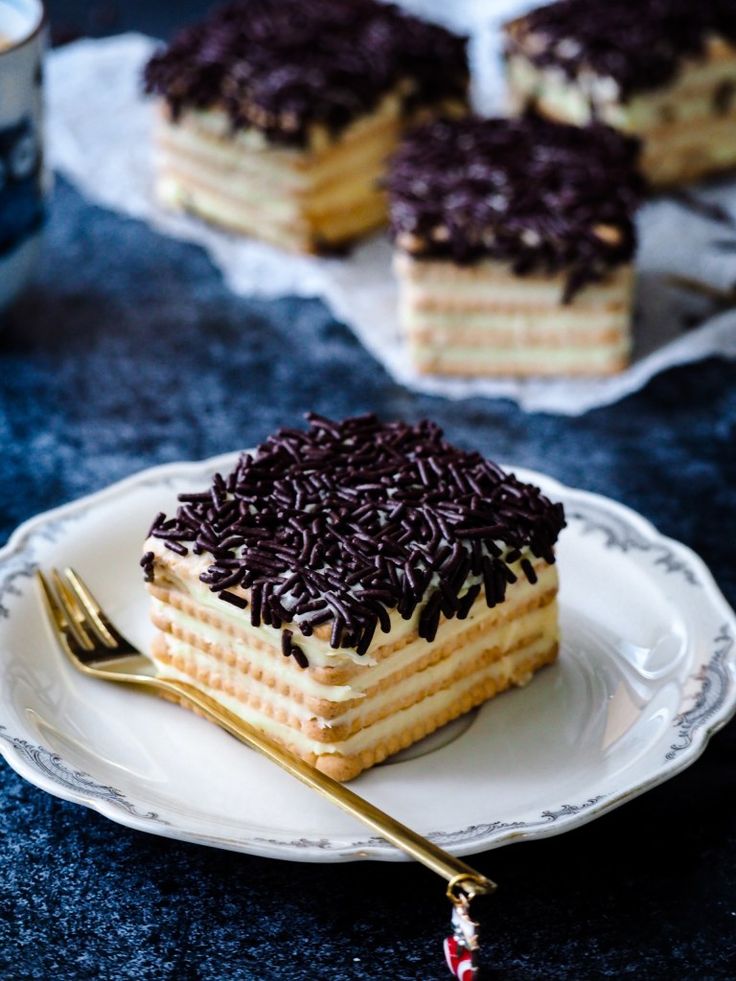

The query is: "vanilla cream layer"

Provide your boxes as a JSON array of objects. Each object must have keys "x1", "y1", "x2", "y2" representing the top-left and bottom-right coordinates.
[
  {"x1": 157, "y1": 103, "x2": 401, "y2": 195},
  {"x1": 154, "y1": 632, "x2": 554, "y2": 757},
  {"x1": 158, "y1": 154, "x2": 384, "y2": 222},
  {"x1": 145, "y1": 537, "x2": 553, "y2": 670},
  {"x1": 155, "y1": 106, "x2": 396, "y2": 216},
  {"x1": 158, "y1": 172, "x2": 385, "y2": 248},
  {"x1": 156, "y1": 599, "x2": 557, "y2": 734},
  {"x1": 395, "y1": 255, "x2": 633, "y2": 303},
  {"x1": 402, "y1": 308, "x2": 628, "y2": 338},
  {"x1": 151, "y1": 581, "x2": 557, "y2": 712},
  {"x1": 410, "y1": 342, "x2": 629, "y2": 371},
  {"x1": 164, "y1": 87, "x2": 406, "y2": 160},
  {"x1": 506, "y1": 38, "x2": 736, "y2": 131},
  {"x1": 150, "y1": 598, "x2": 355, "y2": 703},
  {"x1": 394, "y1": 258, "x2": 633, "y2": 336}
]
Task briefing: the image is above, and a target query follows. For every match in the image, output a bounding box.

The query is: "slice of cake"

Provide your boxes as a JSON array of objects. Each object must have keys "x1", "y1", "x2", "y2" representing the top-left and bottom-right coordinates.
[
  {"x1": 503, "y1": 0, "x2": 736, "y2": 186},
  {"x1": 387, "y1": 115, "x2": 645, "y2": 378},
  {"x1": 143, "y1": 0, "x2": 468, "y2": 253},
  {"x1": 142, "y1": 414, "x2": 566, "y2": 781}
]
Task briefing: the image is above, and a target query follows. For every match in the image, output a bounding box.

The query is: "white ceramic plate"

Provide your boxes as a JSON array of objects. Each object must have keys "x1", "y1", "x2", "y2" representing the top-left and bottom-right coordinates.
[{"x1": 1, "y1": 454, "x2": 734, "y2": 861}]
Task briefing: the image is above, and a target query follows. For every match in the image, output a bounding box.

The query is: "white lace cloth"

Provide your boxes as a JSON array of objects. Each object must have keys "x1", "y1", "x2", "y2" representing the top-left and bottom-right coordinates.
[{"x1": 47, "y1": 13, "x2": 736, "y2": 414}]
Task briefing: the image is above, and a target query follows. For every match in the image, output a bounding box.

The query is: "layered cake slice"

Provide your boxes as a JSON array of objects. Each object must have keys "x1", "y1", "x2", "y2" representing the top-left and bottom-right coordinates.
[
  {"x1": 387, "y1": 115, "x2": 644, "y2": 378},
  {"x1": 503, "y1": 0, "x2": 736, "y2": 186},
  {"x1": 142, "y1": 414, "x2": 565, "y2": 781},
  {"x1": 143, "y1": 0, "x2": 468, "y2": 253}
]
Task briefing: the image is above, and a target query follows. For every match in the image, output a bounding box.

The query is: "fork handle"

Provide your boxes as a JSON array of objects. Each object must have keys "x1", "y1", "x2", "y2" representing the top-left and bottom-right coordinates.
[{"x1": 154, "y1": 676, "x2": 495, "y2": 899}]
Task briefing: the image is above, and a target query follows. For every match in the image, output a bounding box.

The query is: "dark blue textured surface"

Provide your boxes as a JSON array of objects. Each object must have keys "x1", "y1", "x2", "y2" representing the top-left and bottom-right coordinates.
[{"x1": 2, "y1": 168, "x2": 736, "y2": 979}]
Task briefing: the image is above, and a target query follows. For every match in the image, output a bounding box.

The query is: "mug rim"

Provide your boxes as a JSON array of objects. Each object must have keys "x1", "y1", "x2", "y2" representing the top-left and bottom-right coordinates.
[{"x1": 0, "y1": 0, "x2": 46, "y2": 57}]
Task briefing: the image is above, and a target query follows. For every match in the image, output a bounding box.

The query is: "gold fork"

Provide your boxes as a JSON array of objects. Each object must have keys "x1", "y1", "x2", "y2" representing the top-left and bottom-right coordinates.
[{"x1": 37, "y1": 567, "x2": 495, "y2": 908}]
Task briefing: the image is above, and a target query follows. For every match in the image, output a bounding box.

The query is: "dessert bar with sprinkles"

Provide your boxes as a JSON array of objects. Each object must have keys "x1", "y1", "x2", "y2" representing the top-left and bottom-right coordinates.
[
  {"x1": 503, "y1": 0, "x2": 736, "y2": 186},
  {"x1": 143, "y1": 414, "x2": 566, "y2": 781},
  {"x1": 387, "y1": 115, "x2": 645, "y2": 378},
  {"x1": 143, "y1": 0, "x2": 468, "y2": 253}
]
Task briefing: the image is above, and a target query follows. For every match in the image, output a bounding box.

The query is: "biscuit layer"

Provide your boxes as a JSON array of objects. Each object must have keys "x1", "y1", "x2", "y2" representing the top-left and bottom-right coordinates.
[
  {"x1": 147, "y1": 540, "x2": 559, "y2": 779},
  {"x1": 395, "y1": 254, "x2": 633, "y2": 377}
]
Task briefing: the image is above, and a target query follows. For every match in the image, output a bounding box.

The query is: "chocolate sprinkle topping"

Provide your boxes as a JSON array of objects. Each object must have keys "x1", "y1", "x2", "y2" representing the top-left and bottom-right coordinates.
[
  {"x1": 505, "y1": 0, "x2": 736, "y2": 101},
  {"x1": 145, "y1": 414, "x2": 565, "y2": 656},
  {"x1": 143, "y1": 0, "x2": 468, "y2": 148},
  {"x1": 387, "y1": 115, "x2": 645, "y2": 301}
]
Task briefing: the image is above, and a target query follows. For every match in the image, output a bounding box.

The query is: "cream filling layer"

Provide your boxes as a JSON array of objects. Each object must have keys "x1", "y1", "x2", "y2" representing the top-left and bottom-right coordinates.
[
  {"x1": 156, "y1": 115, "x2": 398, "y2": 197},
  {"x1": 157, "y1": 173, "x2": 384, "y2": 244},
  {"x1": 157, "y1": 155, "x2": 383, "y2": 222},
  {"x1": 399, "y1": 283, "x2": 628, "y2": 311},
  {"x1": 156, "y1": 172, "x2": 308, "y2": 228},
  {"x1": 171, "y1": 89, "x2": 405, "y2": 161},
  {"x1": 151, "y1": 597, "x2": 356, "y2": 703},
  {"x1": 151, "y1": 580, "x2": 557, "y2": 709},
  {"x1": 395, "y1": 256, "x2": 632, "y2": 298},
  {"x1": 157, "y1": 599, "x2": 557, "y2": 733},
  {"x1": 154, "y1": 632, "x2": 554, "y2": 757},
  {"x1": 401, "y1": 308, "x2": 628, "y2": 335},
  {"x1": 145, "y1": 537, "x2": 553, "y2": 669},
  {"x1": 410, "y1": 342, "x2": 629, "y2": 366}
]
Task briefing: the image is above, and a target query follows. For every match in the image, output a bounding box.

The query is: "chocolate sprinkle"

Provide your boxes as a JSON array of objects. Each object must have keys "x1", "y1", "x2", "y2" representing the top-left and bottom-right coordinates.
[
  {"x1": 164, "y1": 540, "x2": 189, "y2": 557},
  {"x1": 219, "y1": 590, "x2": 248, "y2": 610},
  {"x1": 140, "y1": 551, "x2": 155, "y2": 583},
  {"x1": 277, "y1": 627, "x2": 308, "y2": 669},
  {"x1": 144, "y1": 414, "x2": 565, "y2": 654},
  {"x1": 143, "y1": 0, "x2": 468, "y2": 148},
  {"x1": 387, "y1": 115, "x2": 644, "y2": 302},
  {"x1": 505, "y1": 0, "x2": 736, "y2": 102}
]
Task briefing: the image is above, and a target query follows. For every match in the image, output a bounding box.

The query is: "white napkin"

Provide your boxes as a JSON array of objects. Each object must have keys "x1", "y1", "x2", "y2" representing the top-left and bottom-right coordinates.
[{"x1": 47, "y1": 21, "x2": 736, "y2": 415}]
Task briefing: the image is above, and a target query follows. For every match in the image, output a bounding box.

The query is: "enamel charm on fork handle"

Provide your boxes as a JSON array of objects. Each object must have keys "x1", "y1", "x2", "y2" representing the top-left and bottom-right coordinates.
[{"x1": 443, "y1": 873, "x2": 488, "y2": 979}]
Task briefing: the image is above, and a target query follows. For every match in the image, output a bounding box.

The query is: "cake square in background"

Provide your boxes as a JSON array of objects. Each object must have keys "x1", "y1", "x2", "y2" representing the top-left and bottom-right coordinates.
[
  {"x1": 142, "y1": 415, "x2": 565, "y2": 781},
  {"x1": 387, "y1": 115, "x2": 645, "y2": 378},
  {"x1": 503, "y1": 0, "x2": 736, "y2": 186},
  {"x1": 143, "y1": 0, "x2": 469, "y2": 253}
]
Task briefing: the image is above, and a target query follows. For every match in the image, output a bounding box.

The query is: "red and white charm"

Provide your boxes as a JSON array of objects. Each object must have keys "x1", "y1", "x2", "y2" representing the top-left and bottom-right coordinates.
[
  {"x1": 444, "y1": 899, "x2": 479, "y2": 979},
  {"x1": 444, "y1": 934, "x2": 477, "y2": 981}
]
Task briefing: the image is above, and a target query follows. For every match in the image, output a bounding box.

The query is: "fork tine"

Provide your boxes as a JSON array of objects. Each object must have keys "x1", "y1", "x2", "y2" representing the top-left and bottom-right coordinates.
[
  {"x1": 37, "y1": 569, "x2": 69, "y2": 633},
  {"x1": 36, "y1": 570, "x2": 88, "y2": 658},
  {"x1": 62, "y1": 568, "x2": 119, "y2": 649},
  {"x1": 50, "y1": 569, "x2": 95, "y2": 651}
]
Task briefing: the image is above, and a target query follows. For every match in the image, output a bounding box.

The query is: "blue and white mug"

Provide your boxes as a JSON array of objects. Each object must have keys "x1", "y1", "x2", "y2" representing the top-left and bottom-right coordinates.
[{"x1": 0, "y1": 0, "x2": 46, "y2": 314}]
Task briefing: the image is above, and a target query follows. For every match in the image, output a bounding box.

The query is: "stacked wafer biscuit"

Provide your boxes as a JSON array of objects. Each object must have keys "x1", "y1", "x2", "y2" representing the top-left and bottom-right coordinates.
[
  {"x1": 142, "y1": 415, "x2": 565, "y2": 781},
  {"x1": 394, "y1": 255, "x2": 635, "y2": 378},
  {"x1": 503, "y1": 0, "x2": 736, "y2": 186},
  {"x1": 152, "y1": 93, "x2": 410, "y2": 253},
  {"x1": 387, "y1": 116, "x2": 644, "y2": 378},
  {"x1": 144, "y1": 0, "x2": 468, "y2": 253}
]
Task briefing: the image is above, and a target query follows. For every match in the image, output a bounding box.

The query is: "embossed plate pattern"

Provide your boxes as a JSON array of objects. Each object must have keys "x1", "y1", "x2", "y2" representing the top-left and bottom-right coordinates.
[{"x1": 1, "y1": 454, "x2": 734, "y2": 861}]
